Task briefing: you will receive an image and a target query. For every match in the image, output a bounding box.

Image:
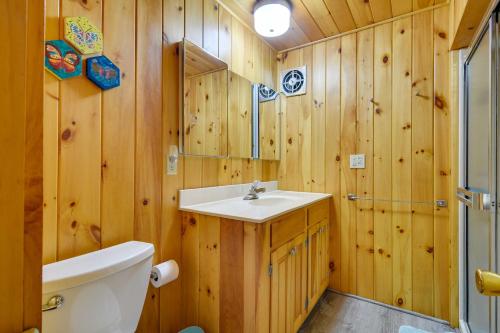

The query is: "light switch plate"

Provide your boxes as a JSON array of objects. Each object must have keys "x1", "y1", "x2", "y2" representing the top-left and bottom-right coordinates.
[
  {"x1": 349, "y1": 154, "x2": 365, "y2": 169},
  {"x1": 167, "y1": 145, "x2": 179, "y2": 175}
]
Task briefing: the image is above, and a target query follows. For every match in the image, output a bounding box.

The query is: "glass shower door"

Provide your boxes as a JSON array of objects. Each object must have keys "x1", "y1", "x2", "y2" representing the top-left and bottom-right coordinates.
[{"x1": 461, "y1": 17, "x2": 496, "y2": 333}]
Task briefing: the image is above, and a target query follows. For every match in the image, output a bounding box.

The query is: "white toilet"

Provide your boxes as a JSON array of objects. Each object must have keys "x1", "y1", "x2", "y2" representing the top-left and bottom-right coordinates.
[{"x1": 42, "y1": 241, "x2": 154, "y2": 333}]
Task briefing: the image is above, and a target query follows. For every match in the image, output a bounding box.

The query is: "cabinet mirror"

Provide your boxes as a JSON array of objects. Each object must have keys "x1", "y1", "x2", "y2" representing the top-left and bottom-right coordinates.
[{"x1": 181, "y1": 39, "x2": 228, "y2": 157}]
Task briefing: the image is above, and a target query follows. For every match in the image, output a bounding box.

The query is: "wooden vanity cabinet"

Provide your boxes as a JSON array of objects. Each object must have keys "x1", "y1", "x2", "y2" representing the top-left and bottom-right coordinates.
[{"x1": 180, "y1": 198, "x2": 330, "y2": 333}]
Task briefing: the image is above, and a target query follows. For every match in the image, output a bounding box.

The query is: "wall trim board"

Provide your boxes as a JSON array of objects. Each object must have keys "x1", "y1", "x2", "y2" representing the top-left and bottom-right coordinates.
[{"x1": 277, "y1": 2, "x2": 450, "y2": 54}]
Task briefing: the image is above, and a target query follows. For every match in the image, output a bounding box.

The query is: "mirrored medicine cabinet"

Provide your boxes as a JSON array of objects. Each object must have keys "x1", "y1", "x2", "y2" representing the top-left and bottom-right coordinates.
[{"x1": 180, "y1": 38, "x2": 281, "y2": 161}]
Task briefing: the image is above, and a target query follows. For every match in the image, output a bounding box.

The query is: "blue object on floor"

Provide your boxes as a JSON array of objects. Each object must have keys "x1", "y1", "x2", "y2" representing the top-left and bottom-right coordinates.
[
  {"x1": 399, "y1": 326, "x2": 430, "y2": 333},
  {"x1": 179, "y1": 326, "x2": 204, "y2": 333}
]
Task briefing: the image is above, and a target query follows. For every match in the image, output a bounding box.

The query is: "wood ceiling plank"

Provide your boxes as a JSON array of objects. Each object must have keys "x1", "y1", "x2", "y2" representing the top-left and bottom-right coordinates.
[
  {"x1": 413, "y1": 0, "x2": 434, "y2": 10},
  {"x1": 391, "y1": 0, "x2": 412, "y2": 16},
  {"x1": 346, "y1": 0, "x2": 374, "y2": 27},
  {"x1": 300, "y1": 0, "x2": 340, "y2": 36},
  {"x1": 369, "y1": 0, "x2": 393, "y2": 22},
  {"x1": 266, "y1": 18, "x2": 312, "y2": 50},
  {"x1": 291, "y1": 0, "x2": 325, "y2": 40},
  {"x1": 323, "y1": 0, "x2": 357, "y2": 32}
]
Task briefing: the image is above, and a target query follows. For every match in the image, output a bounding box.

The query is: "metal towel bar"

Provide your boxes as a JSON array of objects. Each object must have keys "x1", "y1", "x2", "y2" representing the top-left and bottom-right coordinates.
[{"x1": 347, "y1": 193, "x2": 448, "y2": 208}]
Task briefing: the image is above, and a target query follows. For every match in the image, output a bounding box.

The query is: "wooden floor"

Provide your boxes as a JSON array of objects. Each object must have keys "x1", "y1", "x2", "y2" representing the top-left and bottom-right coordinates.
[{"x1": 299, "y1": 291, "x2": 458, "y2": 333}]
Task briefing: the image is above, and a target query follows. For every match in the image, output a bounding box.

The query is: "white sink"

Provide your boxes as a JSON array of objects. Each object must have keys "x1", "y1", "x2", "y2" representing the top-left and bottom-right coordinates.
[{"x1": 179, "y1": 183, "x2": 331, "y2": 223}]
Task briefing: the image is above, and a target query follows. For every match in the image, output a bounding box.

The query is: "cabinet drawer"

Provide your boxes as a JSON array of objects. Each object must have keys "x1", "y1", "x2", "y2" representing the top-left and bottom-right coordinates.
[
  {"x1": 307, "y1": 199, "x2": 329, "y2": 226},
  {"x1": 270, "y1": 209, "x2": 306, "y2": 249}
]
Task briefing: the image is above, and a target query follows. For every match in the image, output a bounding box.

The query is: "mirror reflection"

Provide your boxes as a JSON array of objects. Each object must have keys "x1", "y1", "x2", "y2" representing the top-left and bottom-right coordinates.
[
  {"x1": 181, "y1": 39, "x2": 228, "y2": 157},
  {"x1": 255, "y1": 84, "x2": 281, "y2": 161},
  {"x1": 228, "y1": 72, "x2": 253, "y2": 159}
]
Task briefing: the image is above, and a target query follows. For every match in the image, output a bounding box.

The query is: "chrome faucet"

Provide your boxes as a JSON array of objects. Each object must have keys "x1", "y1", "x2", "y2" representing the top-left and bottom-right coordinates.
[{"x1": 243, "y1": 181, "x2": 266, "y2": 200}]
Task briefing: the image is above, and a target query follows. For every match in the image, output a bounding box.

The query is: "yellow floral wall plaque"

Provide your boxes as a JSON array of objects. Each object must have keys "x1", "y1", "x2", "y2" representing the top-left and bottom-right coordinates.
[{"x1": 64, "y1": 17, "x2": 103, "y2": 55}]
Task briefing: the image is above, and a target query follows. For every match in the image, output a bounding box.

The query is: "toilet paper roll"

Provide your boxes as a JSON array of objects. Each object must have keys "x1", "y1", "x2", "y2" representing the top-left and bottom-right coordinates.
[{"x1": 150, "y1": 260, "x2": 179, "y2": 288}]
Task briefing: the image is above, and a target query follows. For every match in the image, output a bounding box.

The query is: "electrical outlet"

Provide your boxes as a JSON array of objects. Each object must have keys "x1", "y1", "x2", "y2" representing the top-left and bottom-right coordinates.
[{"x1": 349, "y1": 154, "x2": 365, "y2": 169}]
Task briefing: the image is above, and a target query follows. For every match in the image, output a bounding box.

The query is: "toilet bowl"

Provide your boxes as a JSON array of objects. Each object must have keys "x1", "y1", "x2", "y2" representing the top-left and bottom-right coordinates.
[{"x1": 42, "y1": 241, "x2": 154, "y2": 333}]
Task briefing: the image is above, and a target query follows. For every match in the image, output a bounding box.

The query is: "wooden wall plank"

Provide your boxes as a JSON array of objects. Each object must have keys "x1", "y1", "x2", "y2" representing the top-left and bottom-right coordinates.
[
  {"x1": 299, "y1": 46, "x2": 312, "y2": 191},
  {"x1": 325, "y1": 38, "x2": 342, "y2": 290},
  {"x1": 101, "y1": 0, "x2": 136, "y2": 248},
  {"x1": 199, "y1": 215, "x2": 221, "y2": 332},
  {"x1": 449, "y1": 50, "x2": 460, "y2": 327},
  {"x1": 311, "y1": 43, "x2": 326, "y2": 193},
  {"x1": 204, "y1": 0, "x2": 220, "y2": 55},
  {"x1": 373, "y1": 22, "x2": 393, "y2": 305},
  {"x1": 279, "y1": 50, "x2": 301, "y2": 190},
  {"x1": 1, "y1": 0, "x2": 44, "y2": 330},
  {"x1": 181, "y1": 213, "x2": 200, "y2": 327},
  {"x1": 356, "y1": 28, "x2": 374, "y2": 299},
  {"x1": 24, "y1": 0, "x2": 45, "y2": 327},
  {"x1": 340, "y1": 33, "x2": 357, "y2": 294},
  {"x1": 185, "y1": 0, "x2": 203, "y2": 46},
  {"x1": 58, "y1": 0, "x2": 102, "y2": 260},
  {"x1": 0, "y1": 1, "x2": 27, "y2": 328},
  {"x1": 392, "y1": 16, "x2": 413, "y2": 311},
  {"x1": 43, "y1": 0, "x2": 60, "y2": 264},
  {"x1": 433, "y1": 5, "x2": 450, "y2": 321},
  {"x1": 411, "y1": 10, "x2": 434, "y2": 317},
  {"x1": 161, "y1": 0, "x2": 185, "y2": 331},
  {"x1": 220, "y1": 219, "x2": 245, "y2": 333},
  {"x1": 136, "y1": 0, "x2": 163, "y2": 330}
]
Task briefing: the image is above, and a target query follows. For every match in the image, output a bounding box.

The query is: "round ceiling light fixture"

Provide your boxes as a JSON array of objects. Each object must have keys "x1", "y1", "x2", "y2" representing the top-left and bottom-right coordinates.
[{"x1": 253, "y1": 0, "x2": 291, "y2": 38}]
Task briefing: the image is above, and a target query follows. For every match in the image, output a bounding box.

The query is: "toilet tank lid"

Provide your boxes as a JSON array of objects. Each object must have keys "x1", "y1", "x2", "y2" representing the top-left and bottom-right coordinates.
[{"x1": 43, "y1": 241, "x2": 154, "y2": 294}]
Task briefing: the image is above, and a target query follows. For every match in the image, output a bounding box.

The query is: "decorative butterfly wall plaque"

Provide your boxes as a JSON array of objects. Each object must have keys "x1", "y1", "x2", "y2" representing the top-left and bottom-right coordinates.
[
  {"x1": 64, "y1": 17, "x2": 103, "y2": 54},
  {"x1": 45, "y1": 40, "x2": 82, "y2": 80},
  {"x1": 86, "y1": 56, "x2": 120, "y2": 90}
]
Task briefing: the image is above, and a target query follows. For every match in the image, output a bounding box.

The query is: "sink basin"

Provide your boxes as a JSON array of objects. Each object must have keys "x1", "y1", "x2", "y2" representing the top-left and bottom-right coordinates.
[
  {"x1": 248, "y1": 196, "x2": 297, "y2": 206},
  {"x1": 179, "y1": 186, "x2": 332, "y2": 223}
]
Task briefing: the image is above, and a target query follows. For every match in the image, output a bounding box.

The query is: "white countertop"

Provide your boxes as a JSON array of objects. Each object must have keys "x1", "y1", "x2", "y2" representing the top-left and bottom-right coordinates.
[{"x1": 179, "y1": 189, "x2": 332, "y2": 223}]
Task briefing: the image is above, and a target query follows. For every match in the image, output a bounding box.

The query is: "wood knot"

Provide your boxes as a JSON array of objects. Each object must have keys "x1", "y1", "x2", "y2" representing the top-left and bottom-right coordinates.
[
  {"x1": 70, "y1": 201, "x2": 76, "y2": 207},
  {"x1": 270, "y1": 139, "x2": 274, "y2": 145},
  {"x1": 375, "y1": 108, "x2": 381, "y2": 114},
  {"x1": 400, "y1": 29, "x2": 405, "y2": 34},
  {"x1": 438, "y1": 31, "x2": 447, "y2": 39},
  {"x1": 336, "y1": 155, "x2": 340, "y2": 162},
  {"x1": 435, "y1": 95, "x2": 445, "y2": 109},
  {"x1": 61, "y1": 128, "x2": 72, "y2": 141},
  {"x1": 378, "y1": 248, "x2": 384, "y2": 254},
  {"x1": 382, "y1": 55, "x2": 389, "y2": 63},
  {"x1": 189, "y1": 217, "x2": 197, "y2": 225},
  {"x1": 426, "y1": 246, "x2": 434, "y2": 254},
  {"x1": 329, "y1": 261, "x2": 335, "y2": 271},
  {"x1": 397, "y1": 297, "x2": 404, "y2": 306},
  {"x1": 143, "y1": 198, "x2": 149, "y2": 206},
  {"x1": 90, "y1": 224, "x2": 101, "y2": 243},
  {"x1": 71, "y1": 220, "x2": 78, "y2": 229},
  {"x1": 288, "y1": 137, "x2": 293, "y2": 144},
  {"x1": 399, "y1": 229, "x2": 404, "y2": 233}
]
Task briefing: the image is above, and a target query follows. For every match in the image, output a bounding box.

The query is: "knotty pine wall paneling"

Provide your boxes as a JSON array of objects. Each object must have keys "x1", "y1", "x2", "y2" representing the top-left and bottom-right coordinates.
[
  {"x1": 277, "y1": 5, "x2": 454, "y2": 322},
  {"x1": 42, "y1": 0, "x2": 277, "y2": 332},
  {"x1": 1, "y1": 0, "x2": 44, "y2": 331}
]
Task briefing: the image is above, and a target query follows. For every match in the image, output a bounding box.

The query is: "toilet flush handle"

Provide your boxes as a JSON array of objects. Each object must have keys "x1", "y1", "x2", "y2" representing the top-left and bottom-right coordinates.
[{"x1": 42, "y1": 295, "x2": 64, "y2": 312}]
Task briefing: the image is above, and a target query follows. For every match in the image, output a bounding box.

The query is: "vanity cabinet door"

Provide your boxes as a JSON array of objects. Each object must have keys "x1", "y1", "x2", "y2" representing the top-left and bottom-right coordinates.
[
  {"x1": 270, "y1": 233, "x2": 307, "y2": 333},
  {"x1": 307, "y1": 220, "x2": 329, "y2": 311},
  {"x1": 289, "y1": 233, "x2": 308, "y2": 332}
]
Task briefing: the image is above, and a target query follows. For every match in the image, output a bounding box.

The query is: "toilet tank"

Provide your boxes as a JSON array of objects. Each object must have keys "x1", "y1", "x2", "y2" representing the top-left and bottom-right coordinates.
[{"x1": 42, "y1": 241, "x2": 155, "y2": 333}]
